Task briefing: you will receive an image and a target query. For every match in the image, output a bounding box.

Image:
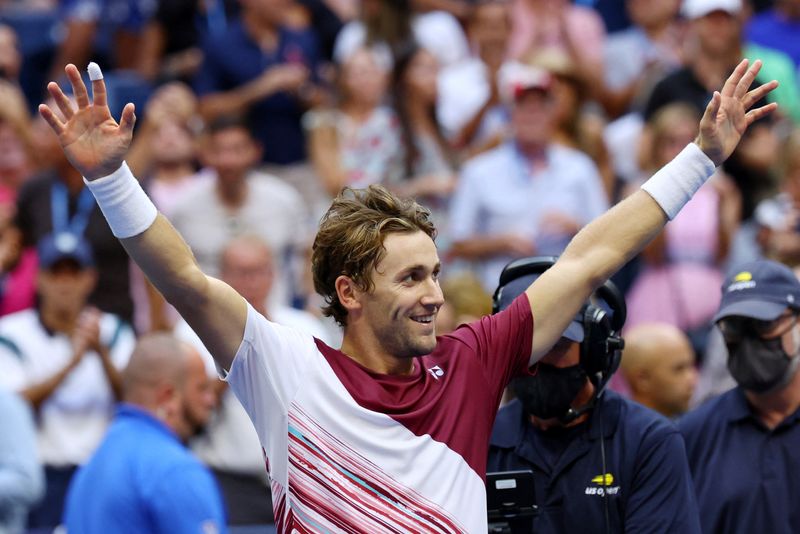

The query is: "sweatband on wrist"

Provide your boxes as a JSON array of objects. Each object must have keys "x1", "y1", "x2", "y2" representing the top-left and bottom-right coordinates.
[
  {"x1": 640, "y1": 143, "x2": 716, "y2": 220},
  {"x1": 83, "y1": 162, "x2": 158, "y2": 238}
]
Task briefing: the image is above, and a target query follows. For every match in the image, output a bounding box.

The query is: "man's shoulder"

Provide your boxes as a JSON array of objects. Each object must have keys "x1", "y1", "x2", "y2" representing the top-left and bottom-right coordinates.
[
  {"x1": 677, "y1": 389, "x2": 737, "y2": 436},
  {"x1": 614, "y1": 394, "x2": 679, "y2": 441},
  {"x1": 0, "y1": 309, "x2": 43, "y2": 340}
]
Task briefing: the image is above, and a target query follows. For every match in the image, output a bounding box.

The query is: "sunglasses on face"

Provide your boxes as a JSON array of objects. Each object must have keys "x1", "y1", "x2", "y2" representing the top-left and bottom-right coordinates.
[{"x1": 718, "y1": 312, "x2": 798, "y2": 342}]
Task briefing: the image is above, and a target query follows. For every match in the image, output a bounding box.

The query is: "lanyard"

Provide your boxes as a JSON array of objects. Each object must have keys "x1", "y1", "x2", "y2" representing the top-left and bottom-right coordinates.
[{"x1": 51, "y1": 182, "x2": 95, "y2": 237}]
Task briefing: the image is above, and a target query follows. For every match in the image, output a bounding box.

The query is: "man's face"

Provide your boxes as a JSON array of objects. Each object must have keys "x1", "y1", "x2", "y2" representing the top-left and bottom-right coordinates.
[
  {"x1": 693, "y1": 10, "x2": 741, "y2": 56},
  {"x1": 37, "y1": 260, "x2": 96, "y2": 313},
  {"x1": 540, "y1": 336, "x2": 581, "y2": 367},
  {"x1": 357, "y1": 231, "x2": 444, "y2": 360},
  {"x1": 204, "y1": 127, "x2": 261, "y2": 185},
  {"x1": 647, "y1": 345, "x2": 697, "y2": 417},
  {"x1": 626, "y1": 0, "x2": 679, "y2": 29},
  {"x1": 221, "y1": 243, "x2": 274, "y2": 309},
  {"x1": 178, "y1": 349, "x2": 216, "y2": 437},
  {"x1": 512, "y1": 89, "x2": 555, "y2": 147},
  {"x1": 469, "y1": 3, "x2": 511, "y2": 65}
]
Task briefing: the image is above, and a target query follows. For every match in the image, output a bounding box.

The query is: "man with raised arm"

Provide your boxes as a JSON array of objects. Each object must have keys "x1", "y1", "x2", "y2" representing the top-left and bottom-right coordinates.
[{"x1": 38, "y1": 59, "x2": 776, "y2": 532}]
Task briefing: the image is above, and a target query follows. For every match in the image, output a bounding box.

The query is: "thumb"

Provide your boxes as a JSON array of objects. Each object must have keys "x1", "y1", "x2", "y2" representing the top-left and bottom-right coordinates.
[{"x1": 119, "y1": 103, "x2": 136, "y2": 135}]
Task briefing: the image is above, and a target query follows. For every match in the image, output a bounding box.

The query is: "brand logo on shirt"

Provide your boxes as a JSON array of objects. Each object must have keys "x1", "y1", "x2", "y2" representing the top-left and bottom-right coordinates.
[
  {"x1": 427, "y1": 365, "x2": 445, "y2": 380},
  {"x1": 585, "y1": 472, "x2": 620, "y2": 496}
]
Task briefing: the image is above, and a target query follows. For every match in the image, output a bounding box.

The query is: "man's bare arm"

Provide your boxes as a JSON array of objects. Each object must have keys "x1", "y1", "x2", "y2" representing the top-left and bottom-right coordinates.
[
  {"x1": 525, "y1": 59, "x2": 778, "y2": 363},
  {"x1": 39, "y1": 64, "x2": 246, "y2": 370}
]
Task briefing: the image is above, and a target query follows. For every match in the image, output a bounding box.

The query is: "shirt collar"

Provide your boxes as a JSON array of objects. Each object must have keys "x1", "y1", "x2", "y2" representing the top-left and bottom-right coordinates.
[
  {"x1": 725, "y1": 386, "x2": 800, "y2": 429},
  {"x1": 489, "y1": 390, "x2": 623, "y2": 449},
  {"x1": 116, "y1": 403, "x2": 181, "y2": 442}
]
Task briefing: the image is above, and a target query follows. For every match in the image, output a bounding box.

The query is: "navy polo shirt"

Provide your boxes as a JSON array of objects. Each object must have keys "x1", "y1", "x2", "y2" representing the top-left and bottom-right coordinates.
[
  {"x1": 63, "y1": 404, "x2": 227, "y2": 534},
  {"x1": 488, "y1": 391, "x2": 701, "y2": 533},
  {"x1": 678, "y1": 387, "x2": 800, "y2": 534},
  {"x1": 195, "y1": 21, "x2": 319, "y2": 165}
]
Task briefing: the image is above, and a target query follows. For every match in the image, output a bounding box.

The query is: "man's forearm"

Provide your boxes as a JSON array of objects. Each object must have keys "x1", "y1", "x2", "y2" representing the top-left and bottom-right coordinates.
[{"x1": 22, "y1": 357, "x2": 81, "y2": 410}]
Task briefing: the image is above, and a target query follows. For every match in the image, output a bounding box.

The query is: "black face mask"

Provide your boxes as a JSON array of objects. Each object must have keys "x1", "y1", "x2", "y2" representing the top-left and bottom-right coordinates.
[
  {"x1": 727, "y1": 334, "x2": 800, "y2": 393},
  {"x1": 513, "y1": 363, "x2": 587, "y2": 420}
]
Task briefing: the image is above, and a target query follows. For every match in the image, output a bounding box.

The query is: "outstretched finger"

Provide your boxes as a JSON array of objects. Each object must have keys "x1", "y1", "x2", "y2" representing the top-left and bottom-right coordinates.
[
  {"x1": 46, "y1": 81, "x2": 75, "y2": 121},
  {"x1": 87, "y1": 62, "x2": 108, "y2": 109},
  {"x1": 65, "y1": 64, "x2": 90, "y2": 109},
  {"x1": 742, "y1": 80, "x2": 778, "y2": 110},
  {"x1": 119, "y1": 103, "x2": 137, "y2": 135},
  {"x1": 734, "y1": 59, "x2": 762, "y2": 99},
  {"x1": 721, "y1": 59, "x2": 749, "y2": 98},
  {"x1": 38, "y1": 104, "x2": 65, "y2": 135},
  {"x1": 745, "y1": 102, "x2": 778, "y2": 126}
]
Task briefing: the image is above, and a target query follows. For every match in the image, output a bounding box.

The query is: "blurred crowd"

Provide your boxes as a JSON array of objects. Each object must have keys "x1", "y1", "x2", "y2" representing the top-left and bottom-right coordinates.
[{"x1": 0, "y1": 0, "x2": 799, "y2": 532}]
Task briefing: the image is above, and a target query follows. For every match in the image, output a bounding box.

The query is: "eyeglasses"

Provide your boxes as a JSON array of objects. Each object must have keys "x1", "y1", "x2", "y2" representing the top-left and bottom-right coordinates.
[{"x1": 718, "y1": 312, "x2": 799, "y2": 343}]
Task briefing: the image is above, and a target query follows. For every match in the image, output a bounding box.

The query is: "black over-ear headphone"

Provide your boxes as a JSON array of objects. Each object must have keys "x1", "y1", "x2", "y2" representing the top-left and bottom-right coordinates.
[{"x1": 492, "y1": 256, "x2": 627, "y2": 390}]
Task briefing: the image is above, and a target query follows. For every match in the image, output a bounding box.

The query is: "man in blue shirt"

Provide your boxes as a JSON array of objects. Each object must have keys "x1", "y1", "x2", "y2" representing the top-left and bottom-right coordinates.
[
  {"x1": 679, "y1": 259, "x2": 800, "y2": 534},
  {"x1": 64, "y1": 334, "x2": 226, "y2": 534},
  {"x1": 194, "y1": 0, "x2": 321, "y2": 165},
  {"x1": 488, "y1": 259, "x2": 700, "y2": 533}
]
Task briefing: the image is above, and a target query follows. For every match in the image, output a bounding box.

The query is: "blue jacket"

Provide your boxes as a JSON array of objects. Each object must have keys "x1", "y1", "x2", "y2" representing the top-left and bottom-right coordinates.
[
  {"x1": 64, "y1": 404, "x2": 227, "y2": 533},
  {"x1": 488, "y1": 391, "x2": 701, "y2": 533}
]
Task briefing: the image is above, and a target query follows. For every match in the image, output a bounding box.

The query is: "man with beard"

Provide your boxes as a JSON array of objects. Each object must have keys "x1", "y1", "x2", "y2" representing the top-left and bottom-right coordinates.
[
  {"x1": 39, "y1": 59, "x2": 773, "y2": 531},
  {"x1": 488, "y1": 260, "x2": 700, "y2": 533},
  {"x1": 679, "y1": 259, "x2": 800, "y2": 534},
  {"x1": 63, "y1": 333, "x2": 225, "y2": 533}
]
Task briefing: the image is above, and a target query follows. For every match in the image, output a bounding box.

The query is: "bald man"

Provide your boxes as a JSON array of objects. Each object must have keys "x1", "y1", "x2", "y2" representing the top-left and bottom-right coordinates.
[
  {"x1": 621, "y1": 323, "x2": 698, "y2": 418},
  {"x1": 63, "y1": 334, "x2": 227, "y2": 534}
]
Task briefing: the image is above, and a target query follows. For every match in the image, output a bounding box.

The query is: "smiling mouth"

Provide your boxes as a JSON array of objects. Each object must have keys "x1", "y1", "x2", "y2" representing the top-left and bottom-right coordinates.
[{"x1": 411, "y1": 314, "x2": 435, "y2": 324}]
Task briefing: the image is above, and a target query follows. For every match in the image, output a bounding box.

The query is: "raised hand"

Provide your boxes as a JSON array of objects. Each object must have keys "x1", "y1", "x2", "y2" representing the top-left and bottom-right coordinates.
[
  {"x1": 38, "y1": 64, "x2": 136, "y2": 181},
  {"x1": 696, "y1": 59, "x2": 778, "y2": 166}
]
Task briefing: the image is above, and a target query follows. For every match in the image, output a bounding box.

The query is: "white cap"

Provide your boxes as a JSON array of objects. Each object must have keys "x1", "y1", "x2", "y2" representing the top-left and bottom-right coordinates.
[
  {"x1": 498, "y1": 61, "x2": 552, "y2": 104},
  {"x1": 682, "y1": 0, "x2": 742, "y2": 19}
]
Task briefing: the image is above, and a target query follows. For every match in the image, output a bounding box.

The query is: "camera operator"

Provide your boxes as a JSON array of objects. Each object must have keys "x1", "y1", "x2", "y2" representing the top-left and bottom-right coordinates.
[{"x1": 488, "y1": 258, "x2": 700, "y2": 533}]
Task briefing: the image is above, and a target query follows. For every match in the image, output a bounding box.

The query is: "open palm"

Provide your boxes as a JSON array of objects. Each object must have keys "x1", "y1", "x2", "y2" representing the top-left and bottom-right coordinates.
[
  {"x1": 697, "y1": 59, "x2": 778, "y2": 166},
  {"x1": 39, "y1": 64, "x2": 136, "y2": 181}
]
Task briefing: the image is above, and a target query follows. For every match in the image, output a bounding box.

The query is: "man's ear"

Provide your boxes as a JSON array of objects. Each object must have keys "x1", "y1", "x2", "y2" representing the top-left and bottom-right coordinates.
[{"x1": 335, "y1": 275, "x2": 363, "y2": 314}]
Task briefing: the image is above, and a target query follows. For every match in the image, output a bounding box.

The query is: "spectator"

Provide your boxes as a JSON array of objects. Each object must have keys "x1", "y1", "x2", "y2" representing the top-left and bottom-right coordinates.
[
  {"x1": 507, "y1": 0, "x2": 607, "y2": 83},
  {"x1": 620, "y1": 322, "x2": 698, "y2": 418},
  {"x1": 0, "y1": 389, "x2": 43, "y2": 534},
  {"x1": 488, "y1": 260, "x2": 701, "y2": 533},
  {"x1": 644, "y1": 0, "x2": 800, "y2": 124},
  {"x1": 435, "y1": 271, "x2": 492, "y2": 335},
  {"x1": 437, "y1": 0, "x2": 513, "y2": 157},
  {"x1": 679, "y1": 259, "x2": 800, "y2": 533},
  {"x1": 602, "y1": 0, "x2": 684, "y2": 117},
  {"x1": 48, "y1": 0, "x2": 158, "y2": 81},
  {"x1": 15, "y1": 100, "x2": 135, "y2": 323},
  {"x1": 178, "y1": 235, "x2": 333, "y2": 527},
  {"x1": 195, "y1": 0, "x2": 322, "y2": 166},
  {"x1": 0, "y1": 24, "x2": 22, "y2": 86},
  {"x1": 449, "y1": 61, "x2": 608, "y2": 291},
  {"x1": 748, "y1": 127, "x2": 800, "y2": 266},
  {"x1": 305, "y1": 47, "x2": 403, "y2": 197},
  {"x1": 624, "y1": 103, "x2": 741, "y2": 356},
  {"x1": 0, "y1": 233, "x2": 135, "y2": 529},
  {"x1": 169, "y1": 115, "x2": 308, "y2": 306},
  {"x1": 333, "y1": 0, "x2": 469, "y2": 68},
  {"x1": 0, "y1": 81, "x2": 34, "y2": 196},
  {"x1": 63, "y1": 333, "x2": 226, "y2": 534},
  {"x1": 389, "y1": 45, "x2": 456, "y2": 230}
]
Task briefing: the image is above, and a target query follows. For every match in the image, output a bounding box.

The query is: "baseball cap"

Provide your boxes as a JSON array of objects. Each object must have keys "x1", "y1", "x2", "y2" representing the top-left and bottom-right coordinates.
[
  {"x1": 498, "y1": 61, "x2": 552, "y2": 104},
  {"x1": 682, "y1": 0, "x2": 742, "y2": 19},
  {"x1": 37, "y1": 232, "x2": 95, "y2": 269},
  {"x1": 494, "y1": 273, "x2": 584, "y2": 342},
  {"x1": 713, "y1": 260, "x2": 800, "y2": 323}
]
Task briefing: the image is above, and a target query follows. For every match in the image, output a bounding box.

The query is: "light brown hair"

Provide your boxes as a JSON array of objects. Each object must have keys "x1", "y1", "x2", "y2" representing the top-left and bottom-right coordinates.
[{"x1": 312, "y1": 185, "x2": 436, "y2": 326}]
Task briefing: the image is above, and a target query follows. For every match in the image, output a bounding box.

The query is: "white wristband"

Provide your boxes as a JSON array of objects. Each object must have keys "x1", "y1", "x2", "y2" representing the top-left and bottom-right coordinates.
[
  {"x1": 640, "y1": 143, "x2": 716, "y2": 220},
  {"x1": 83, "y1": 162, "x2": 158, "y2": 238}
]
